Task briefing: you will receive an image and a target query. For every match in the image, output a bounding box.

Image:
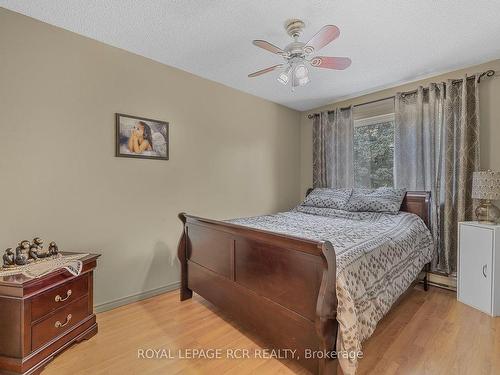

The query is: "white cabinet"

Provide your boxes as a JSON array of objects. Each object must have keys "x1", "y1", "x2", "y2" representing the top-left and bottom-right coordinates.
[{"x1": 458, "y1": 222, "x2": 500, "y2": 316}]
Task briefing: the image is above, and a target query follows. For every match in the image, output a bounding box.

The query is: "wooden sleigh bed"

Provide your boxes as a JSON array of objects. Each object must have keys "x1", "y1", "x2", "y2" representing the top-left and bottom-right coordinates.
[{"x1": 177, "y1": 191, "x2": 431, "y2": 374}]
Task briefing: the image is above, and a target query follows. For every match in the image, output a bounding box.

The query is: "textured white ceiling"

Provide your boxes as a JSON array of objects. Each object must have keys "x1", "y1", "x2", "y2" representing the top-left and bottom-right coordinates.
[{"x1": 2, "y1": 0, "x2": 500, "y2": 111}]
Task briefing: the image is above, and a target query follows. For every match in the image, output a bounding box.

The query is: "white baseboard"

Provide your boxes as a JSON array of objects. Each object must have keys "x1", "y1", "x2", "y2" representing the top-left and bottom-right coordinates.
[{"x1": 94, "y1": 281, "x2": 180, "y2": 313}]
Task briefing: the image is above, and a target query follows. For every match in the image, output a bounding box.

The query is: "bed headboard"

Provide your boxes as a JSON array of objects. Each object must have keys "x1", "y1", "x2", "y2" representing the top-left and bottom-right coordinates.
[
  {"x1": 305, "y1": 188, "x2": 431, "y2": 229},
  {"x1": 400, "y1": 191, "x2": 431, "y2": 228}
]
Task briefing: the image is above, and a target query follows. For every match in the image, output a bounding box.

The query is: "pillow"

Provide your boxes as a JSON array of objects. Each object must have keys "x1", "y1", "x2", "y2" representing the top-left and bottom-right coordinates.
[
  {"x1": 301, "y1": 188, "x2": 352, "y2": 210},
  {"x1": 344, "y1": 187, "x2": 407, "y2": 214}
]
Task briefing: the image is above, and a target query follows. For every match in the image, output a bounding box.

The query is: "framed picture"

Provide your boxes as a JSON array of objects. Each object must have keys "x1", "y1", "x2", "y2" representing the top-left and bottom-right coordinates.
[{"x1": 115, "y1": 113, "x2": 169, "y2": 160}]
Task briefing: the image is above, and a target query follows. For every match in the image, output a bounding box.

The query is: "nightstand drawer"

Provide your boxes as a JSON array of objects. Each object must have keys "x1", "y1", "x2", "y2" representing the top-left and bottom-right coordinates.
[
  {"x1": 31, "y1": 295, "x2": 90, "y2": 351},
  {"x1": 31, "y1": 274, "x2": 89, "y2": 322}
]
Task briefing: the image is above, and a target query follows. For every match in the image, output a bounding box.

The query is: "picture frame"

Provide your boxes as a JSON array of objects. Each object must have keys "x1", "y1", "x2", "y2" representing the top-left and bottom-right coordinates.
[{"x1": 115, "y1": 113, "x2": 169, "y2": 160}]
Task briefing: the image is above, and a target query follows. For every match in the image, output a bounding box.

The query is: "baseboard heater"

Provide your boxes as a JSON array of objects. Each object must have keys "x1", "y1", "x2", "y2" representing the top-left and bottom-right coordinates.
[{"x1": 420, "y1": 271, "x2": 456, "y2": 291}]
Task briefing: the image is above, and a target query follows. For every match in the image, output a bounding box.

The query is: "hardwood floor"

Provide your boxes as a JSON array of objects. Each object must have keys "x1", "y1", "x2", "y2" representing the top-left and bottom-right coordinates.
[{"x1": 43, "y1": 286, "x2": 500, "y2": 375}]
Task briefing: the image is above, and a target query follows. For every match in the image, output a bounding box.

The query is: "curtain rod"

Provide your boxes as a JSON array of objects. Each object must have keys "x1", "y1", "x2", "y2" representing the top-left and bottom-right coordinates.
[{"x1": 307, "y1": 69, "x2": 496, "y2": 119}]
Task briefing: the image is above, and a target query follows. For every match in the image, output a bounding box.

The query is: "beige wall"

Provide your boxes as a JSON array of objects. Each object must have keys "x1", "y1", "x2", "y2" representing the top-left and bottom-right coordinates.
[
  {"x1": 0, "y1": 9, "x2": 301, "y2": 308},
  {"x1": 300, "y1": 59, "x2": 500, "y2": 197}
]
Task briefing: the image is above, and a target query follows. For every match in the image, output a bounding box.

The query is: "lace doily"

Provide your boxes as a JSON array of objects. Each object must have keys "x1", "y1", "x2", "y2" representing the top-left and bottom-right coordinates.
[{"x1": 0, "y1": 253, "x2": 89, "y2": 279}]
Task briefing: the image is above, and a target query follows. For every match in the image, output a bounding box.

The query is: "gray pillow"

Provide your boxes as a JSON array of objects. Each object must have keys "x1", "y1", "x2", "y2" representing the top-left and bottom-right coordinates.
[
  {"x1": 344, "y1": 187, "x2": 407, "y2": 214},
  {"x1": 302, "y1": 188, "x2": 352, "y2": 210}
]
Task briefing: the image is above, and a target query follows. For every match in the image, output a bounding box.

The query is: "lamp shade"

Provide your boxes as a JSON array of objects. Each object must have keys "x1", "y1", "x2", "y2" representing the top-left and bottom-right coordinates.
[{"x1": 472, "y1": 171, "x2": 500, "y2": 200}]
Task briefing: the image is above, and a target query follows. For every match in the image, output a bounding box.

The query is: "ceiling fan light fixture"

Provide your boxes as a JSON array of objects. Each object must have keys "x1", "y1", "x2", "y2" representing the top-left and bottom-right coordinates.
[
  {"x1": 296, "y1": 75, "x2": 310, "y2": 87},
  {"x1": 293, "y1": 63, "x2": 310, "y2": 87},
  {"x1": 294, "y1": 63, "x2": 308, "y2": 79},
  {"x1": 277, "y1": 66, "x2": 292, "y2": 85}
]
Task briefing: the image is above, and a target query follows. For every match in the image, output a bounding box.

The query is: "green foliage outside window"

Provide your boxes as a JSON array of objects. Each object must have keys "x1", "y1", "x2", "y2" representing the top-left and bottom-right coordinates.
[{"x1": 353, "y1": 121, "x2": 394, "y2": 188}]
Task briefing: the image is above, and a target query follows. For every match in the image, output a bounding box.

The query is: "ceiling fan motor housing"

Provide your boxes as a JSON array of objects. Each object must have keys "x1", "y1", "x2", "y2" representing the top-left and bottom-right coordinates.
[
  {"x1": 284, "y1": 41, "x2": 306, "y2": 58},
  {"x1": 285, "y1": 19, "x2": 305, "y2": 38}
]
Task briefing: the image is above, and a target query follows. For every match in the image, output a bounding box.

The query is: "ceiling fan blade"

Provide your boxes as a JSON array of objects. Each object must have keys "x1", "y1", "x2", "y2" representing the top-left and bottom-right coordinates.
[
  {"x1": 248, "y1": 64, "x2": 284, "y2": 78},
  {"x1": 310, "y1": 56, "x2": 351, "y2": 70},
  {"x1": 252, "y1": 40, "x2": 285, "y2": 55},
  {"x1": 304, "y1": 25, "x2": 340, "y2": 53}
]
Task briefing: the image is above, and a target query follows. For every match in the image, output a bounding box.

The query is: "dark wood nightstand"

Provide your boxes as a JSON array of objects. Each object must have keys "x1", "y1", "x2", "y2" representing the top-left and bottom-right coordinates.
[{"x1": 0, "y1": 253, "x2": 100, "y2": 375}]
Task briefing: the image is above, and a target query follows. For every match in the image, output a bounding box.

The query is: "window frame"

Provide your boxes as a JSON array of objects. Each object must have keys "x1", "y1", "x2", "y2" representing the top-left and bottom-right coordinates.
[{"x1": 353, "y1": 113, "x2": 395, "y2": 129}]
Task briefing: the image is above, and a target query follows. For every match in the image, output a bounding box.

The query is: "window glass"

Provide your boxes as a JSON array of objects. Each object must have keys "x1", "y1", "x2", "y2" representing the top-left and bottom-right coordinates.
[{"x1": 353, "y1": 114, "x2": 395, "y2": 188}]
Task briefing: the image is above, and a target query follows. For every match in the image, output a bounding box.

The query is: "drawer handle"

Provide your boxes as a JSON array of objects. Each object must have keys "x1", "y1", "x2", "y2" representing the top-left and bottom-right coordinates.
[
  {"x1": 483, "y1": 264, "x2": 488, "y2": 278},
  {"x1": 55, "y1": 289, "x2": 72, "y2": 302},
  {"x1": 55, "y1": 314, "x2": 72, "y2": 328}
]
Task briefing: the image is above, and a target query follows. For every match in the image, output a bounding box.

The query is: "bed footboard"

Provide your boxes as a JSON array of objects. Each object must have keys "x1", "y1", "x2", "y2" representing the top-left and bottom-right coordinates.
[{"x1": 177, "y1": 213, "x2": 338, "y2": 375}]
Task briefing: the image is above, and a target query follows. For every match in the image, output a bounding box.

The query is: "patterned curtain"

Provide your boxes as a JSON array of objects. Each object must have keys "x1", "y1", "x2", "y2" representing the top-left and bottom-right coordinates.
[
  {"x1": 312, "y1": 111, "x2": 333, "y2": 188},
  {"x1": 395, "y1": 84, "x2": 444, "y2": 267},
  {"x1": 395, "y1": 76, "x2": 480, "y2": 274},
  {"x1": 440, "y1": 76, "x2": 480, "y2": 273},
  {"x1": 312, "y1": 108, "x2": 354, "y2": 188}
]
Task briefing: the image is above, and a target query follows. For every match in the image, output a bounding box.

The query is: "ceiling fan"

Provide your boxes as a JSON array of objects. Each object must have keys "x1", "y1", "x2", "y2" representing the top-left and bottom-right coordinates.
[{"x1": 248, "y1": 19, "x2": 351, "y2": 89}]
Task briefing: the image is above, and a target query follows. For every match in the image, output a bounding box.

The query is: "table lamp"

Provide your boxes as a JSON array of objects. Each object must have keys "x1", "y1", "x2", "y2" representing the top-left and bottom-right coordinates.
[{"x1": 472, "y1": 170, "x2": 500, "y2": 224}]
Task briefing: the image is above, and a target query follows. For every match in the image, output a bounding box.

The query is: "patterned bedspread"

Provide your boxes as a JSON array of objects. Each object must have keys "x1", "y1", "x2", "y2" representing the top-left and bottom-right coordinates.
[{"x1": 228, "y1": 206, "x2": 434, "y2": 375}]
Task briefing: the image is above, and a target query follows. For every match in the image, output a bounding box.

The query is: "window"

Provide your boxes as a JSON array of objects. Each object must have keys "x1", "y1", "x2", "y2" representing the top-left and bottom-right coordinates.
[{"x1": 353, "y1": 113, "x2": 395, "y2": 188}]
